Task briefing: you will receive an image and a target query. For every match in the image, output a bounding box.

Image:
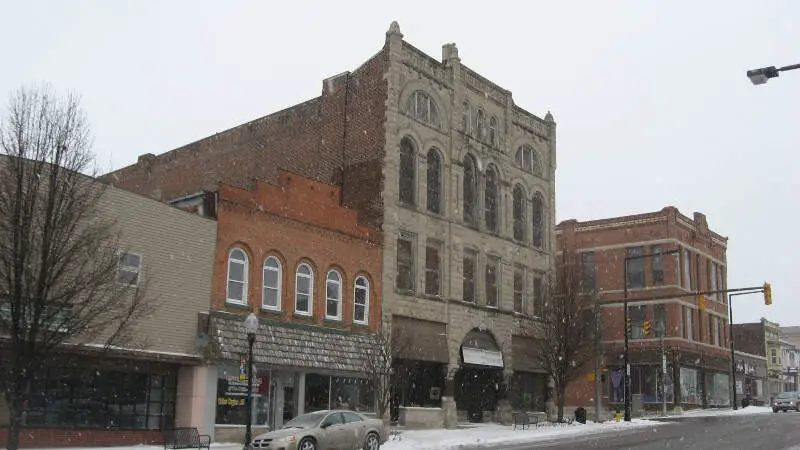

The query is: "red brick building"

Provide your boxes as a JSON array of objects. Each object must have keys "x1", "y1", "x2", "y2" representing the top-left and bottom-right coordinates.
[
  {"x1": 196, "y1": 171, "x2": 383, "y2": 442},
  {"x1": 556, "y1": 207, "x2": 731, "y2": 413}
]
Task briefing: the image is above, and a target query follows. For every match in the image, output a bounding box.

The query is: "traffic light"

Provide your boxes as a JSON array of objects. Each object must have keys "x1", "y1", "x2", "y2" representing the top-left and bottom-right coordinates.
[
  {"x1": 643, "y1": 320, "x2": 652, "y2": 337},
  {"x1": 626, "y1": 317, "x2": 632, "y2": 335},
  {"x1": 764, "y1": 282, "x2": 772, "y2": 306},
  {"x1": 698, "y1": 295, "x2": 706, "y2": 312}
]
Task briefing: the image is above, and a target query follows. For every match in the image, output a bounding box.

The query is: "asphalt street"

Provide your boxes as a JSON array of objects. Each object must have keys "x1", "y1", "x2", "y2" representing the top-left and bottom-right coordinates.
[{"x1": 464, "y1": 412, "x2": 800, "y2": 450}]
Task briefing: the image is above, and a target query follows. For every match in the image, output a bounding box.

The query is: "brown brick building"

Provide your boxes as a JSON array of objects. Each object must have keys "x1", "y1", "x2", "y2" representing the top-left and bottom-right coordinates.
[
  {"x1": 556, "y1": 206, "x2": 732, "y2": 413},
  {"x1": 105, "y1": 21, "x2": 556, "y2": 427},
  {"x1": 194, "y1": 171, "x2": 383, "y2": 442}
]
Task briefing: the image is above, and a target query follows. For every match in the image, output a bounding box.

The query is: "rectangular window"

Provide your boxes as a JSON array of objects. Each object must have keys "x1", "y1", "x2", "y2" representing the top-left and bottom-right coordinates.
[
  {"x1": 513, "y1": 266, "x2": 525, "y2": 314},
  {"x1": 23, "y1": 368, "x2": 176, "y2": 430},
  {"x1": 117, "y1": 252, "x2": 141, "y2": 286},
  {"x1": 651, "y1": 245, "x2": 664, "y2": 286},
  {"x1": 533, "y1": 273, "x2": 544, "y2": 316},
  {"x1": 425, "y1": 239, "x2": 442, "y2": 296},
  {"x1": 462, "y1": 249, "x2": 477, "y2": 302},
  {"x1": 396, "y1": 233, "x2": 416, "y2": 292},
  {"x1": 771, "y1": 348, "x2": 777, "y2": 364},
  {"x1": 714, "y1": 317, "x2": 721, "y2": 346},
  {"x1": 710, "y1": 262, "x2": 719, "y2": 300},
  {"x1": 684, "y1": 306, "x2": 694, "y2": 340},
  {"x1": 626, "y1": 247, "x2": 645, "y2": 288},
  {"x1": 683, "y1": 250, "x2": 692, "y2": 290},
  {"x1": 581, "y1": 252, "x2": 596, "y2": 292},
  {"x1": 654, "y1": 304, "x2": 666, "y2": 337},
  {"x1": 485, "y1": 257, "x2": 500, "y2": 308}
]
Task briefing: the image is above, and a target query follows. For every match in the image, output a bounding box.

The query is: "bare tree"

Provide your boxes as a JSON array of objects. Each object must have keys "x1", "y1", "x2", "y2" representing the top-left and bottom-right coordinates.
[
  {"x1": 359, "y1": 323, "x2": 410, "y2": 423},
  {"x1": 529, "y1": 253, "x2": 597, "y2": 422},
  {"x1": 0, "y1": 86, "x2": 150, "y2": 450}
]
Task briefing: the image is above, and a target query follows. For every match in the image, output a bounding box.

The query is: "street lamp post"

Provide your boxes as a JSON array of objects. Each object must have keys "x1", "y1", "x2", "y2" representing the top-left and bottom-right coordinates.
[
  {"x1": 623, "y1": 248, "x2": 680, "y2": 422},
  {"x1": 747, "y1": 63, "x2": 800, "y2": 85},
  {"x1": 243, "y1": 313, "x2": 259, "y2": 450}
]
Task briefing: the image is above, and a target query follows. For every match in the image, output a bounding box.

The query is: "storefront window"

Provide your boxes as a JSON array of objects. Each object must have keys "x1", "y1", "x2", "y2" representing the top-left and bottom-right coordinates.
[
  {"x1": 305, "y1": 374, "x2": 373, "y2": 413},
  {"x1": 680, "y1": 367, "x2": 701, "y2": 405},
  {"x1": 393, "y1": 360, "x2": 445, "y2": 408},
  {"x1": 22, "y1": 368, "x2": 175, "y2": 430},
  {"x1": 215, "y1": 365, "x2": 269, "y2": 425},
  {"x1": 704, "y1": 372, "x2": 730, "y2": 406},
  {"x1": 509, "y1": 372, "x2": 546, "y2": 412}
]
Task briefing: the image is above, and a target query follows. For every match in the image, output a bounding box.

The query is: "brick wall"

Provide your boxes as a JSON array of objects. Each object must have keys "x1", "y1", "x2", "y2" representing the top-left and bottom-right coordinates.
[
  {"x1": 213, "y1": 172, "x2": 383, "y2": 332},
  {"x1": 103, "y1": 48, "x2": 389, "y2": 228},
  {"x1": 0, "y1": 428, "x2": 162, "y2": 448}
]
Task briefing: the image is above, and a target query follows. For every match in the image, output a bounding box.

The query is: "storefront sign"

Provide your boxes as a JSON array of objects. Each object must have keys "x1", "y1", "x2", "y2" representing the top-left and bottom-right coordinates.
[
  {"x1": 223, "y1": 374, "x2": 263, "y2": 397},
  {"x1": 239, "y1": 354, "x2": 248, "y2": 381},
  {"x1": 736, "y1": 360, "x2": 756, "y2": 375},
  {"x1": 462, "y1": 347, "x2": 504, "y2": 368}
]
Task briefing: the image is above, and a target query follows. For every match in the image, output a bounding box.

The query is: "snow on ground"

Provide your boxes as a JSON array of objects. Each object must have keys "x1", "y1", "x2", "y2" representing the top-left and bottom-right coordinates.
[
  {"x1": 382, "y1": 419, "x2": 662, "y2": 450},
  {"x1": 4, "y1": 421, "x2": 662, "y2": 450},
  {"x1": 663, "y1": 406, "x2": 774, "y2": 418}
]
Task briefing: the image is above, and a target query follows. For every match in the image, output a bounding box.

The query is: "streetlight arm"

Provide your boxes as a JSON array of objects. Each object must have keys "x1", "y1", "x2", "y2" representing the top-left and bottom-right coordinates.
[{"x1": 778, "y1": 63, "x2": 800, "y2": 72}]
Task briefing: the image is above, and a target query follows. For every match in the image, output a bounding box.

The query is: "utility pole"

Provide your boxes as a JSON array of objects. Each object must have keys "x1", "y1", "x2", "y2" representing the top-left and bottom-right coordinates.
[
  {"x1": 594, "y1": 293, "x2": 602, "y2": 422},
  {"x1": 661, "y1": 334, "x2": 667, "y2": 416}
]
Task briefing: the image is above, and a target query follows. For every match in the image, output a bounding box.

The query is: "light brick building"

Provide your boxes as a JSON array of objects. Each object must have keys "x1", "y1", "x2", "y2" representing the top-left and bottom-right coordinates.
[
  {"x1": 556, "y1": 207, "x2": 731, "y2": 413},
  {"x1": 104, "y1": 22, "x2": 557, "y2": 425}
]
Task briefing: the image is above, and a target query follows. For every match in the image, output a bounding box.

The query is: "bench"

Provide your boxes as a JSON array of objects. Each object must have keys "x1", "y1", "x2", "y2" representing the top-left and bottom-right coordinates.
[
  {"x1": 163, "y1": 427, "x2": 211, "y2": 450},
  {"x1": 512, "y1": 412, "x2": 540, "y2": 430}
]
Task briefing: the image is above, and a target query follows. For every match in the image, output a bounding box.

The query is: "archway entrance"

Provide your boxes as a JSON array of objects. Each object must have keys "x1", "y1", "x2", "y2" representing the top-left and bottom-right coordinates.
[{"x1": 455, "y1": 329, "x2": 504, "y2": 423}]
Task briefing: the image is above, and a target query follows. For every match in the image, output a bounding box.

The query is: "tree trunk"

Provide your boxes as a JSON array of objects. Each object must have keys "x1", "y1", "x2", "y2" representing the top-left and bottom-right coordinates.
[
  {"x1": 5, "y1": 393, "x2": 23, "y2": 450},
  {"x1": 557, "y1": 384, "x2": 566, "y2": 422}
]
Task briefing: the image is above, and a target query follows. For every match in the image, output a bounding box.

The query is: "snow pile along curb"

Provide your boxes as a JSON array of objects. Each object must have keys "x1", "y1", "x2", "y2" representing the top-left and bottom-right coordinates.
[{"x1": 382, "y1": 419, "x2": 662, "y2": 450}]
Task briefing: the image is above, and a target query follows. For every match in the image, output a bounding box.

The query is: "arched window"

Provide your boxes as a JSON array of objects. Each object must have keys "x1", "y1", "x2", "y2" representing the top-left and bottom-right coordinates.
[
  {"x1": 484, "y1": 165, "x2": 499, "y2": 233},
  {"x1": 513, "y1": 185, "x2": 526, "y2": 242},
  {"x1": 325, "y1": 270, "x2": 342, "y2": 320},
  {"x1": 399, "y1": 137, "x2": 416, "y2": 205},
  {"x1": 532, "y1": 194, "x2": 545, "y2": 249},
  {"x1": 462, "y1": 101, "x2": 471, "y2": 134},
  {"x1": 489, "y1": 116, "x2": 498, "y2": 146},
  {"x1": 515, "y1": 145, "x2": 543, "y2": 176},
  {"x1": 426, "y1": 148, "x2": 442, "y2": 214},
  {"x1": 463, "y1": 154, "x2": 478, "y2": 225},
  {"x1": 227, "y1": 248, "x2": 248, "y2": 305},
  {"x1": 354, "y1": 276, "x2": 370, "y2": 324},
  {"x1": 476, "y1": 109, "x2": 486, "y2": 140},
  {"x1": 262, "y1": 256, "x2": 282, "y2": 310},
  {"x1": 406, "y1": 90, "x2": 441, "y2": 127},
  {"x1": 295, "y1": 263, "x2": 314, "y2": 315}
]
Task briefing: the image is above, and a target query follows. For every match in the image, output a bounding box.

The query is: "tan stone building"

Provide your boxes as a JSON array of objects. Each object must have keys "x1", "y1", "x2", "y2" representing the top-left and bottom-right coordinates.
[{"x1": 104, "y1": 22, "x2": 557, "y2": 426}]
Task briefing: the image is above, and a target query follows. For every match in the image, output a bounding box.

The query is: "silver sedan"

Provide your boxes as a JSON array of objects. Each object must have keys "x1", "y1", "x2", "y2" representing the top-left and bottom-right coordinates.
[{"x1": 252, "y1": 410, "x2": 387, "y2": 450}]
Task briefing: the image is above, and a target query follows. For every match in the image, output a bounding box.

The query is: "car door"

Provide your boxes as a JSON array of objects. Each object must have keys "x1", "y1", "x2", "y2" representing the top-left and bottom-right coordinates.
[
  {"x1": 340, "y1": 412, "x2": 366, "y2": 450},
  {"x1": 320, "y1": 412, "x2": 346, "y2": 450}
]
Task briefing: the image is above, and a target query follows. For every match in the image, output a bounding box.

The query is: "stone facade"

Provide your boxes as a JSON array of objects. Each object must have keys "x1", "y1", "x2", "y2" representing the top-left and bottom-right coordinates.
[
  {"x1": 557, "y1": 207, "x2": 732, "y2": 412},
  {"x1": 380, "y1": 23, "x2": 555, "y2": 396}
]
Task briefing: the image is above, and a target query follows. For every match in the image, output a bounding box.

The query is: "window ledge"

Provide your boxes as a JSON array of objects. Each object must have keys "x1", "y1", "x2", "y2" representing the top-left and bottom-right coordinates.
[
  {"x1": 324, "y1": 317, "x2": 344, "y2": 325},
  {"x1": 226, "y1": 302, "x2": 251, "y2": 310},
  {"x1": 352, "y1": 322, "x2": 370, "y2": 329},
  {"x1": 293, "y1": 312, "x2": 314, "y2": 320},
  {"x1": 395, "y1": 289, "x2": 417, "y2": 297},
  {"x1": 260, "y1": 307, "x2": 283, "y2": 316},
  {"x1": 420, "y1": 293, "x2": 445, "y2": 302}
]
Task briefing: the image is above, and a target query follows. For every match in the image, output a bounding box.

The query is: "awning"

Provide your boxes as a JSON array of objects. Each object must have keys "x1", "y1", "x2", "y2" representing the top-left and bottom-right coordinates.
[
  {"x1": 392, "y1": 315, "x2": 449, "y2": 364},
  {"x1": 462, "y1": 347, "x2": 504, "y2": 367},
  {"x1": 460, "y1": 329, "x2": 504, "y2": 368},
  {"x1": 205, "y1": 311, "x2": 380, "y2": 374}
]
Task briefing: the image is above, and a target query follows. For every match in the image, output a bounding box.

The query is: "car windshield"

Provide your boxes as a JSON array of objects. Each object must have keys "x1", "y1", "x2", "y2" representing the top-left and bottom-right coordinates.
[
  {"x1": 776, "y1": 392, "x2": 796, "y2": 399},
  {"x1": 281, "y1": 412, "x2": 326, "y2": 429}
]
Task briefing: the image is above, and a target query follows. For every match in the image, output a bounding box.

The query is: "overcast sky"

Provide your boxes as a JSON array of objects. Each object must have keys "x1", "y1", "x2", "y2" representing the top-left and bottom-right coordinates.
[{"x1": 2, "y1": 0, "x2": 798, "y2": 325}]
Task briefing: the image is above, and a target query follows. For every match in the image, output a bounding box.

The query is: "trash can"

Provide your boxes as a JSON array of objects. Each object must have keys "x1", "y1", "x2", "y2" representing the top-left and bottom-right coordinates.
[
  {"x1": 741, "y1": 397, "x2": 750, "y2": 408},
  {"x1": 574, "y1": 407, "x2": 587, "y2": 424}
]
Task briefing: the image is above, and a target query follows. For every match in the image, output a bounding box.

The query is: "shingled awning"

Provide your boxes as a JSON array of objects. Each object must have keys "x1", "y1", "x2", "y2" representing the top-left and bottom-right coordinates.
[{"x1": 208, "y1": 312, "x2": 380, "y2": 374}]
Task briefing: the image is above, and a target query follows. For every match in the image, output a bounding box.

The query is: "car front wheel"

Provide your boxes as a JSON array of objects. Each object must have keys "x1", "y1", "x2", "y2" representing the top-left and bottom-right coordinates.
[
  {"x1": 364, "y1": 432, "x2": 381, "y2": 450},
  {"x1": 299, "y1": 437, "x2": 317, "y2": 450},
  {"x1": 773, "y1": 408, "x2": 778, "y2": 413}
]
